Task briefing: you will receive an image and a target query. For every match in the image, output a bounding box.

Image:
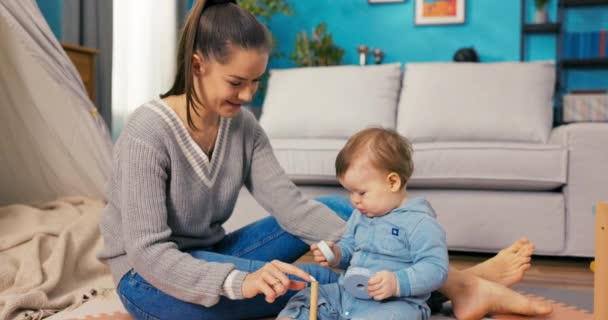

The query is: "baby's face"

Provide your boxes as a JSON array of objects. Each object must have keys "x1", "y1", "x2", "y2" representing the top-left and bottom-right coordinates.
[{"x1": 339, "y1": 159, "x2": 403, "y2": 218}]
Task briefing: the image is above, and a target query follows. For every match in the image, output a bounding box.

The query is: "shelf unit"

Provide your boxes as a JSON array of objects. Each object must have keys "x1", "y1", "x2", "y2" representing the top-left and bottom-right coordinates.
[
  {"x1": 522, "y1": 22, "x2": 561, "y2": 34},
  {"x1": 562, "y1": 57, "x2": 608, "y2": 68},
  {"x1": 520, "y1": 0, "x2": 608, "y2": 123}
]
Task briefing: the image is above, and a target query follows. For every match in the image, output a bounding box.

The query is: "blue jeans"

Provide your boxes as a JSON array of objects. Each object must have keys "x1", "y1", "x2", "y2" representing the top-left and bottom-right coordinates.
[
  {"x1": 117, "y1": 194, "x2": 354, "y2": 320},
  {"x1": 278, "y1": 283, "x2": 425, "y2": 320}
]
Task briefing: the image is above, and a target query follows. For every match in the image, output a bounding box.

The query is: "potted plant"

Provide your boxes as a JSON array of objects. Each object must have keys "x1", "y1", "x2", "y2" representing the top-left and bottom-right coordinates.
[
  {"x1": 290, "y1": 23, "x2": 344, "y2": 67},
  {"x1": 238, "y1": 0, "x2": 293, "y2": 111},
  {"x1": 534, "y1": 0, "x2": 549, "y2": 23}
]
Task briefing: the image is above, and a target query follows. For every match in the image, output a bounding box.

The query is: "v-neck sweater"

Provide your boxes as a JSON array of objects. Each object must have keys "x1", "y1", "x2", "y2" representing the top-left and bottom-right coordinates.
[{"x1": 97, "y1": 100, "x2": 346, "y2": 307}]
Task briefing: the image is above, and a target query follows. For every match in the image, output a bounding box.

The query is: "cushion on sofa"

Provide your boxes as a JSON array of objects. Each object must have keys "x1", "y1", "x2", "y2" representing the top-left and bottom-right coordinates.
[
  {"x1": 260, "y1": 63, "x2": 402, "y2": 139},
  {"x1": 271, "y1": 139, "x2": 567, "y2": 191},
  {"x1": 396, "y1": 62, "x2": 555, "y2": 143},
  {"x1": 411, "y1": 142, "x2": 567, "y2": 190}
]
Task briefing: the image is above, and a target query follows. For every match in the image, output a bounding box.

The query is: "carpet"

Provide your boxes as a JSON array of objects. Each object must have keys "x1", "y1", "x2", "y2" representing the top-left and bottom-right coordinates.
[
  {"x1": 45, "y1": 285, "x2": 593, "y2": 320},
  {"x1": 490, "y1": 285, "x2": 594, "y2": 320},
  {"x1": 512, "y1": 285, "x2": 593, "y2": 312}
]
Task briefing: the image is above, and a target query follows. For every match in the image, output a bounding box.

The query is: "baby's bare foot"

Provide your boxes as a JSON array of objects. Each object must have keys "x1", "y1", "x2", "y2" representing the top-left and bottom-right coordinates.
[
  {"x1": 466, "y1": 238, "x2": 534, "y2": 287},
  {"x1": 452, "y1": 275, "x2": 552, "y2": 320}
]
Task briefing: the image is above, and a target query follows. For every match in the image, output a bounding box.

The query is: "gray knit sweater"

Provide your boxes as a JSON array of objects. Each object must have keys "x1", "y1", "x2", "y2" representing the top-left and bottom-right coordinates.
[{"x1": 97, "y1": 100, "x2": 346, "y2": 307}]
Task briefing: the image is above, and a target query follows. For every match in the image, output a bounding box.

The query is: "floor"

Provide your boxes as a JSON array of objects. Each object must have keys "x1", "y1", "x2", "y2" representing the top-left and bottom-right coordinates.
[{"x1": 47, "y1": 252, "x2": 595, "y2": 320}]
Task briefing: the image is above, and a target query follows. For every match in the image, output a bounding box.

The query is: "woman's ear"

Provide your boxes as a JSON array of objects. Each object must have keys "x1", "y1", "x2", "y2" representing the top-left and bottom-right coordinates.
[
  {"x1": 191, "y1": 53, "x2": 205, "y2": 76},
  {"x1": 386, "y1": 172, "x2": 402, "y2": 192}
]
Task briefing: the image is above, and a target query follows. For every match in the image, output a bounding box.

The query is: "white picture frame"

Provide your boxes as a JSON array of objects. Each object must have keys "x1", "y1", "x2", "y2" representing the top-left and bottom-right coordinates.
[
  {"x1": 415, "y1": 0, "x2": 466, "y2": 25},
  {"x1": 368, "y1": 0, "x2": 406, "y2": 4}
]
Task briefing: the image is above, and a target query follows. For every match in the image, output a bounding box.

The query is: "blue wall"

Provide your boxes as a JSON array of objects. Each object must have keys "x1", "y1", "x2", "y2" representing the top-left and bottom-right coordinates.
[
  {"x1": 270, "y1": 1, "x2": 518, "y2": 66},
  {"x1": 40, "y1": 0, "x2": 607, "y2": 91},
  {"x1": 36, "y1": 0, "x2": 62, "y2": 39},
  {"x1": 268, "y1": 0, "x2": 607, "y2": 91}
]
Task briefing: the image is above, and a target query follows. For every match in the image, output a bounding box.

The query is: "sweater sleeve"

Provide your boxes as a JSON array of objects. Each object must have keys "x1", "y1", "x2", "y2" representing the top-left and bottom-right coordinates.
[
  {"x1": 244, "y1": 123, "x2": 345, "y2": 244},
  {"x1": 117, "y1": 137, "x2": 246, "y2": 307}
]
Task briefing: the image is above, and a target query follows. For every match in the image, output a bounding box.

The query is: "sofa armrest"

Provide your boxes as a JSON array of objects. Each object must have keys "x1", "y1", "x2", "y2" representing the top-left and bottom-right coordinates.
[{"x1": 550, "y1": 123, "x2": 608, "y2": 256}]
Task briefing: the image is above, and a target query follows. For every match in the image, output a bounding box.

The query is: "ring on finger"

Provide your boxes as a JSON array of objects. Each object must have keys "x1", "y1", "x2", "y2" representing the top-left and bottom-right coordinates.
[{"x1": 271, "y1": 281, "x2": 281, "y2": 287}]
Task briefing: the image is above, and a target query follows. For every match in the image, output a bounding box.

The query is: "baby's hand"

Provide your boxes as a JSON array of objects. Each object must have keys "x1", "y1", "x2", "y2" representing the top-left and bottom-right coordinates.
[
  {"x1": 310, "y1": 241, "x2": 341, "y2": 267},
  {"x1": 368, "y1": 271, "x2": 398, "y2": 301}
]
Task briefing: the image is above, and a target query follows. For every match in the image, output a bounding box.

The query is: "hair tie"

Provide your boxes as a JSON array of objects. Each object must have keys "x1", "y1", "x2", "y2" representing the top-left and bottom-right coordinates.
[{"x1": 205, "y1": 0, "x2": 237, "y2": 8}]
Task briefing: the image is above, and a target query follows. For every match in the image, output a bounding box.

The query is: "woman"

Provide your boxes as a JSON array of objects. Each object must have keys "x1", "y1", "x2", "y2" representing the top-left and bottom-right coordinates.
[{"x1": 98, "y1": 1, "x2": 553, "y2": 319}]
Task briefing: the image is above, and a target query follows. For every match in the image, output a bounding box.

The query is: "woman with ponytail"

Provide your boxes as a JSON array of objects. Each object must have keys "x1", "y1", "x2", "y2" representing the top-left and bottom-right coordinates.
[{"x1": 98, "y1": 1, "x2": 552, "y2": 319}]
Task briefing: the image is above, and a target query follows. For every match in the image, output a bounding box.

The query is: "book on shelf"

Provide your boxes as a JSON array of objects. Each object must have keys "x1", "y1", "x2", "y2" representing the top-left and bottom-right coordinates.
[{"x1": 562, "y1": 30, "x2": 607, "y2": 59}]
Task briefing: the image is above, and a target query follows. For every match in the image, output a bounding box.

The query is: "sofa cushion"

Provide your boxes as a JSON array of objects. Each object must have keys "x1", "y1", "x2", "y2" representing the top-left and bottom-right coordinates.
[
  {"x1": 271, "y1": 139, "x2": 567, "y2": 191},
  {"x1": 396, "y1": 62, "x2": 555, "y2": 143},
  {"x1": 260, "y1": 63, "x2": 402, "y2": 139},
  {"x1": 411, "y1": 142, "x2": 567, "y2": 191}
]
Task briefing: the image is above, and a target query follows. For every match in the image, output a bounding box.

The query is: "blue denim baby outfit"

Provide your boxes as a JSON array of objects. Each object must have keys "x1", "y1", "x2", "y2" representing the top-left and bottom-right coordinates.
[{"x1": 278, "y1": 198, "x2": 449, "y2": 320}]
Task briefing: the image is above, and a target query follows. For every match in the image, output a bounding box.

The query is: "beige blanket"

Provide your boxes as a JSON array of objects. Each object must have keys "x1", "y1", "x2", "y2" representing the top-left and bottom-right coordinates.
[{"x1": 0, "y1": 197, "x2": 114, "y2": 320}]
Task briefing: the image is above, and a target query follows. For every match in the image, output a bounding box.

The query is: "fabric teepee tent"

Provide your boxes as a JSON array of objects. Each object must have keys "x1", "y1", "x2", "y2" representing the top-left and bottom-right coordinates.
[{"x1": 0, "y1": 0, "x2": 112, "y2": 206}]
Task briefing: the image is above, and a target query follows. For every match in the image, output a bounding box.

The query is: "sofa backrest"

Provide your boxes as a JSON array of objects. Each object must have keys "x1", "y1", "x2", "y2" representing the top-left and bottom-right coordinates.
[
  {"x1": 260, "y1": 63, "x2": 402, "y2": 138},
  {"x1": 260, "y1": 61, "x2": 556, "y2": 144},
  {"x1": 396, "y1": 62, "x2": 555, "y2": 143}
]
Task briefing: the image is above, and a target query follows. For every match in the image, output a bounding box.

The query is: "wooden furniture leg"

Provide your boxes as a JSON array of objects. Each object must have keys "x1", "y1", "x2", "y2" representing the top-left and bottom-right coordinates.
[{"x1": 595, "y1": 202, "x2": 608, "y2": 320}]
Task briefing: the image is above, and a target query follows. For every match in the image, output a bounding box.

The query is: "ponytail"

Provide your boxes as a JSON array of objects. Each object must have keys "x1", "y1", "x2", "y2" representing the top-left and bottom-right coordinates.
[{"x1": 160, "y1": 0, "x2": 270, "y2": 130}]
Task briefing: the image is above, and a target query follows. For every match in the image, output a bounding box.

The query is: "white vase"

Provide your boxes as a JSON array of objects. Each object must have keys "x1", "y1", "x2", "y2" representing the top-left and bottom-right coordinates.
[{"x1": 535, "y1": 7, "x2": 548, "y2": 23}]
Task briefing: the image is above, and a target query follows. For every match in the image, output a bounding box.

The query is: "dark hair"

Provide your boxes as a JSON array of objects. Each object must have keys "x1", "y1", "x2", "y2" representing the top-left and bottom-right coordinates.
[
  {"x1": 160, "y1": 0, "x2": 272, "y2": 130},
  {"x1": 335, "y1": 128, "x2": 414, "y2": 189}
]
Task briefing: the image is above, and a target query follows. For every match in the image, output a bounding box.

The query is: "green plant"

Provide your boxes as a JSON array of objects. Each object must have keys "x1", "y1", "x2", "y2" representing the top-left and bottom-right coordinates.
[
  {"x1": 290, "y1": 23, "x2": 344, "y2": 67},
  {"x1": 238, "y1": 0, "x2": 293, "y2": 23},
  {"x1": 534, "y1": 0, "x2": 549, "y2": 9}
]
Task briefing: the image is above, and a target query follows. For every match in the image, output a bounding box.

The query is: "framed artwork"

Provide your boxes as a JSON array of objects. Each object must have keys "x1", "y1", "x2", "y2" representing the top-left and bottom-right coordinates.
[
  {"x1": 368, "y1": 0, "x2": 405, "y2": 3},
  {"x1": 415, "y1": 0, "x2": 466, "y2": 25}
]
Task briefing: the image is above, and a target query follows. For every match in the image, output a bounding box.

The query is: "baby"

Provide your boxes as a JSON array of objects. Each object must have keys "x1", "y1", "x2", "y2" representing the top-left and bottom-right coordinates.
[{"x1": 277, "y1": 127, "x2": 449, "y2": 320}]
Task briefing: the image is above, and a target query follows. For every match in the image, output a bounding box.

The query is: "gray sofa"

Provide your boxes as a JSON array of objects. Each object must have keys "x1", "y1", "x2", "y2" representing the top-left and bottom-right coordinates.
[{"x1": 227, "y1": 62, "x2": 608, "y2": 258}]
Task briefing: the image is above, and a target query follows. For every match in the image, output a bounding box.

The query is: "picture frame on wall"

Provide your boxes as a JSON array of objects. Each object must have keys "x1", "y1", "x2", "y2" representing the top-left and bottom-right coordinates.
[
  {"x1": 368, "y1": 0, "x2": 406, "y2": 3},
  {"x1": 415, "y1": 0, "x2": 466, "y2": 25}
]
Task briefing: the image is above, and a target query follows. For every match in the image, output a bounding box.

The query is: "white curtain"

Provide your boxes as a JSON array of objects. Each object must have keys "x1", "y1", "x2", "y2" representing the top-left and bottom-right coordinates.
[
  {"x1": 0, "y1": 0, "x2": 112, "y2": 205},
  {"x1": 112, "y1": 1, "x2": 177, "y2": 139}
]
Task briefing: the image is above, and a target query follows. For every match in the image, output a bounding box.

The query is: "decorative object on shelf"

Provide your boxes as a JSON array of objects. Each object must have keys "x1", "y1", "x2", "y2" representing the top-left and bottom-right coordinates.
[
  {"x1": 563, "y1": 89, "x2": 608, "y2": 123},
  {"x1": 372, "y1": 48, "x2": 385, "y2": 64},
  {"x1": 290, "y1": 23, "x2": 344, "y2": 67},
  {"x1": 415, "y1": 0, "x2": 466, "y2": 25},
  {"x1": 357, "y1": 45, "x2": 369, "y2": 66},
  {"x1": 453, "y1": 47, "x2": 479, "y2": 62},
  {"x1": 534, "y1": 0, "x2": 550, "y2": 23},
  {"x1": 368, "y1": 0, "x2": 405, "y2": 3}
]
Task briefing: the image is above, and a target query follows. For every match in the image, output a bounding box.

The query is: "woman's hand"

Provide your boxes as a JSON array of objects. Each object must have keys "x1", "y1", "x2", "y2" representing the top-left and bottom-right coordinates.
[
  {"x1": 241, "y1": 260, "x2": 311, "y2": 303},
  {"x1": 368, "y1": 270, "x2": 398, "y2": 301},
  {"x1": 310, "y1": 241, "x2": 341, "y2": 267}
]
